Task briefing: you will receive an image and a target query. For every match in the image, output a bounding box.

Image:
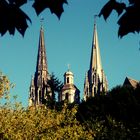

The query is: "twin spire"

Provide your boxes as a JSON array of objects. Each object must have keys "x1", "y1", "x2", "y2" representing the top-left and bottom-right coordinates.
[
  {"x1": 90, "y1": 19, "x2": 103, "y2": 81},
  {"x1": 29, "y1": 16, "x2": 108, "y2": 106},
  {"x1": 36, "y1": 26, "x2": 48, "y2": 72},
  {"x1": 84, "y1": 17, "x2": 108, "y2": 100},
  {"x1": 29, "y1": 24, "x2": 51, "y2": 106}
]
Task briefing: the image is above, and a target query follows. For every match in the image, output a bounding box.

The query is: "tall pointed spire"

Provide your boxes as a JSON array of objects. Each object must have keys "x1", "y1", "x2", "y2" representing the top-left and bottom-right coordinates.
[
  {"x1": 29, "y1": 24, "x2": 51, "y2": 107},
  {"x1": 36, "y1": 26, "x2": 48, "y2": 73},
  {"x1": 90, "y1": 16, "x2": 102, "y2": 79},
  {"x1": 83, "y1": 17, "x2": 108, "y2": 100}
]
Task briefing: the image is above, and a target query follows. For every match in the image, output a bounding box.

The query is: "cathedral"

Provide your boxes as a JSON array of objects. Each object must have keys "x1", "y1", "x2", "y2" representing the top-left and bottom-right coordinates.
[
  {"x1": 29, "y1": 25, "x2": 52, "y2": 106},
  {"x1": 29, "y1": 19, "x2": 108, "y2": 106},
  {"x1": 83, "y1": 21, "x2": 108, "y2": 100},
  {"x1": 29, "y1": 25, "x2": 80, "y2": 106}
]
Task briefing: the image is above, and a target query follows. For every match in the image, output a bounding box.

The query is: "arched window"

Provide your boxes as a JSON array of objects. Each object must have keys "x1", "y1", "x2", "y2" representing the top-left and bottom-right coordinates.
[
  {"x1": 86, "y1": 87, "x2": 88, "y2": 93},
  {"x1": 94, "y1": 87, "x2": 96, "y2": 94},
  {"x1": 65, "y1": 93, "x2": 69, "y2": 100},
  {"x1": 93, "y1": 75, "x2": 95, "y2": 84},
  {"x1": 39, "y1": 90, "x2": 41, "y2": 101},
  {"x1": 67, "y1": 77, "x2": 69, "y2": 84}
]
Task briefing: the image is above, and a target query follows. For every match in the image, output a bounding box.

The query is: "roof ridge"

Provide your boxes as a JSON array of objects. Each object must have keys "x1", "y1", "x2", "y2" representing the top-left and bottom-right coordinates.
[{"x1": 126, "y1": 76, "x2": 139, "y2": 82}]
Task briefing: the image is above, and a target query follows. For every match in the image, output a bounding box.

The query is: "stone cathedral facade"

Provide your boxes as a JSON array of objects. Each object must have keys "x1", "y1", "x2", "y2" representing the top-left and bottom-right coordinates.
[
  {"x1": 29, "y1": 20, "x2": 108, "y2": 106},
  {"x1": 83, "y1": 22, "x2": 108, "y2": 100},
  {"x1": 29, "y1": 26, "x2": 51, "y2": 106}
]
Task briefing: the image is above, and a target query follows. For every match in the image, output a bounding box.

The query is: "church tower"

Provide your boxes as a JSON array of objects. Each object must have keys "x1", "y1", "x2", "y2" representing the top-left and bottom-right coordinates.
[
  {"x1": 83, "y1": 19, "x2": 108, "y2": 100},
  {"x1": 29, "y1": 25, "x2": 51, "y2": 106},
  {"x1": 59, "y1": 67, "x2": 80, "y2": 103}
]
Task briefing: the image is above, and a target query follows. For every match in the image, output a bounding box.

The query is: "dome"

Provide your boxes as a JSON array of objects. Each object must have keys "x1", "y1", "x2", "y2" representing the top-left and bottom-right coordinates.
[{"x1": 65, "y1": 70, "x2": 73, "y2": 76}]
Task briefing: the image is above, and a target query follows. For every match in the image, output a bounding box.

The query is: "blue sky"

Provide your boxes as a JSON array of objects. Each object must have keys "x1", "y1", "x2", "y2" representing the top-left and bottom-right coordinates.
[{"x1": 0, "y1": 0, "x2": 140, "y2": 106}]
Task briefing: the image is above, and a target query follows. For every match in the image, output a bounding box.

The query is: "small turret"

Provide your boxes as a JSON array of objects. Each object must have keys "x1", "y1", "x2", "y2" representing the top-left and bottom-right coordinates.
[
  {"x1": 60, "y1": 66, "x2": 80, "y2": 103},
  {"x1": 64, "y1": 70, "x2": 74, "y2": 85}
]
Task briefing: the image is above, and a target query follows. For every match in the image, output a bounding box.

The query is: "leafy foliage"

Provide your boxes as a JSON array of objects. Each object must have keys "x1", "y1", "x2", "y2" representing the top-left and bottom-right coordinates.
[
  {"x1": 77, "y1": 85, "x2": 140, "y2": 139},
  {"x1": 33, "y1": 0, "x2": 68, "y2": 19},
  {"x1": 0, "y1": 103, "x2": 95, "y2": 139},
  {"x1": 1, "y1": 73, "x2": 140, "y2": 139},
  {"x1": 99, "y1": 0, "x2": 140, "y2": 37},
  {"x1": 99, "y1": 0, "x2": 126, "y2": 21},
  {"x1": 0, "y1": 0, "x2": 68, "y2": 36},
  {"x1": 0, "y1": 71, "x2": 10, "y2": 98},
  {"x1": 0, "y1": 0, "x2": 31, "y2": 36},
  {"x1": 45, "y1": 73, "x2": 63, "y2": 109},
  {"x1": 48, "y1": 73, "x2": 63, "y2": 101}
]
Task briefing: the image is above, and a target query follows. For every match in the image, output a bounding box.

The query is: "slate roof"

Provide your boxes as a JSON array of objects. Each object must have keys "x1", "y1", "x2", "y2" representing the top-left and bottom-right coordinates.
[{"x1": 123, "y1": 77, "x2": 139, "y2": 88}]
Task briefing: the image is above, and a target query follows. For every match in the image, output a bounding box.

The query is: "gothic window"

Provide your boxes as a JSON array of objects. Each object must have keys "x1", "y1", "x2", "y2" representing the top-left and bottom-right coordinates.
[
  {"x1": 65, "y1": 93, "x2": 69, "y2": 100},
  {"x1": 93, "y1": 75, "x2": 95, "y2": 84},
  {"x1": 31, "y1": 91, "x2": 34, "y2": 98},
  {"x1": 86, "y1": 87, "x2": 88, "y2": 93},
  {"x1": 67, "y1": 77, "x2": 69, "y2": 84},
  {"x1": 39, "y1": 90, "x2": 41, "y2": 102},
  {"x1": 94, "y1": 87, "x2": 96, "y2": 94},
  {"x1": 86, "y1": 95, "x2": 88, "y2": 101},
  {"x1": 93, "y1": 73, "x2": 96, "y2": 84}
]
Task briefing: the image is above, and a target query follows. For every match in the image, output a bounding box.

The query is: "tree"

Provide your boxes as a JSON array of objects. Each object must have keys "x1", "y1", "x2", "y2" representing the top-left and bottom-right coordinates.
[
  {"x1": 2, "y1": 0, "x2": 140, "y2": 38},
  {"x1": 99, "y1": 0, "x2": 140, "y2": 38},
  {"x1": 0, "y1": 0, "x2": 68, "y2": 36},
  {"x1": 0, "y1": 71, "x2": 10, "y2": 98},
  {"x1": 0, "y1": 101, "x2": 95, "y2": 139},
  {"x1": 77, "y1": 85, "x2": 140, "y2": 139},
  {"x1": 46, "y1": 73, "x2": 63, "y2": 109}
]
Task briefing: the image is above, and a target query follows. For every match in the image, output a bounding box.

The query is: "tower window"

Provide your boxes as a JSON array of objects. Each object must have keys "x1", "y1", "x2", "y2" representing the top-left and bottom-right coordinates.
[
  {"x1": 94, "y1": 87, "x2": 96, "y2": 95},
  {"x1": 93, "y1": 75, "x2": 94, "y2": 84},
  {"x1": 65, "y1": 93, "x2": 69, "y2": 100},
  {"x1": 86, "y1": 87, "x2": 88, "y2": 93},
  {"x1": 39, "y1": 90, "x2": 41, "y2": 102},
  {"x1": 67, "y1": 77, "x2": 69, "y2": 84}
]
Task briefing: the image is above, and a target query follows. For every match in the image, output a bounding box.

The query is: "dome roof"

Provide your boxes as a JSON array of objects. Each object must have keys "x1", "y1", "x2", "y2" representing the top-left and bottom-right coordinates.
[{"x1": 65, "y1": 70, "x2": 73, "y2": 75}]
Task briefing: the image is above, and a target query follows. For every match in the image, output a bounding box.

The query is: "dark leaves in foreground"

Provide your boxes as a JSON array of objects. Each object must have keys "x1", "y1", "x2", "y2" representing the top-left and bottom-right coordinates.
[
  {"x1": 8, "y1": 0, "x2": 27, "y2": 7},
  {"x1": 0, "y1": 0, "x2": 67, "y2": 36},
  {"x1": 118, "y1": 5, "x2": 140, "y2": 37},
  {"x1": 99, "y1": 0, "x2": 126, "y2": 21},
  {"x1": 0, "y1": 0, "x2": 30, "y2": 36},
  {"x1": 33, "y1": 0, "x2": 68, "y2": 19},
  {"x1": 99, "y1": 0, "x2": 140, "y2": 38}
]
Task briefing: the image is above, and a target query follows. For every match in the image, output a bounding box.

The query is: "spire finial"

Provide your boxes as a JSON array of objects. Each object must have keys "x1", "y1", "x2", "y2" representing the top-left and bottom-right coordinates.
[
  {"x1": 40, "y1": 16, "x2": 44, "y2": 28},
  {"x1": 94, "y1": 15, "x2": 98, "y2": 26},
  {"x1": 67, "y1": 64, "x2": 70, "y2": 71}
]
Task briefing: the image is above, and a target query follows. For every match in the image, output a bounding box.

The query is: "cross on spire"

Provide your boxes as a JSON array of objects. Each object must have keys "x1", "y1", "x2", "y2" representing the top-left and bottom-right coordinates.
[
  {"x1": 94, "y1": 15, "x2": 98, "y2": 25},
  {"x1": 67, "y1": 64, "x2": 70, "y2": 71},
  {"x1": 40, "y1": 16, "x2": 44, "y2": 28}
]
